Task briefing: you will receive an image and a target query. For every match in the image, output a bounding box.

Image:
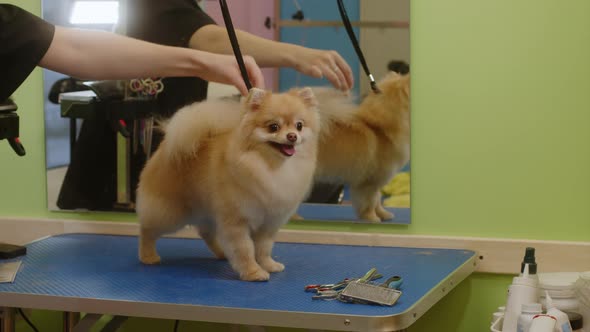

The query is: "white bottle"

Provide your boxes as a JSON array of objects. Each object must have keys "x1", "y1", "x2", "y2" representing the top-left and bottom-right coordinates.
[
  {"x1": 545, "y1": 290, "x2": 574, "y2": 332},
  {"x1": 491, "y1": 306, "x2": 506, "y2": 326},
  {"x1": 517, "y1": 303, "x2": 543, "y2": 332},
  {"x1": 503, "y1": 264, "x2": 539, "y2": 332},
  {"x1": 529, "y1": 314, "x2": 557, "y2": 332}
]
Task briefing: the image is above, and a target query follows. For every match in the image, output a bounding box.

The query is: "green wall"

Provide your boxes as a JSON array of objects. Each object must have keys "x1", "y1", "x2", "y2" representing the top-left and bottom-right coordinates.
[{"x1": 3, "y1": 0, "x2": 590, "y2": 331}]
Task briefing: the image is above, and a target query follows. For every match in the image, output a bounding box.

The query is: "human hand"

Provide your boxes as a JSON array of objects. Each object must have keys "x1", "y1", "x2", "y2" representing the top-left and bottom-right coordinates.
[
  {"x1": 199, "y1": 53, "x2": 265, "y2": 96},
  {"x1": 289, "y1": 47, "x2": 354, "y2": 91}
]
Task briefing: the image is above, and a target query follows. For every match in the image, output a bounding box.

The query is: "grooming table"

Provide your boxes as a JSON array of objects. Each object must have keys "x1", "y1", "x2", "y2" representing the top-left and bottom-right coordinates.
[{"x1": 0, "y1": 234, "x2": 476, "y2": 332}]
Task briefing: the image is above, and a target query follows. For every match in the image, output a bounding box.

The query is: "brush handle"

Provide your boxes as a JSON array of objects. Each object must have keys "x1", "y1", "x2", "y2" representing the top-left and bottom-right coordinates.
[{"x1": 381, "y1": 276, "x2": 403, "y2": 289}]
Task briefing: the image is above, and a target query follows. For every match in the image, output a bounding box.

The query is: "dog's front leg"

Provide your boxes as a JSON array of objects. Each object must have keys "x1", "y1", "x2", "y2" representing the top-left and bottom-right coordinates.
[
  {"x1": 217, "y1": 216, "x2": 270, "y2": 281},
  {"x1": 253, "y1": 227, "x2": 284, "y2": 273}
]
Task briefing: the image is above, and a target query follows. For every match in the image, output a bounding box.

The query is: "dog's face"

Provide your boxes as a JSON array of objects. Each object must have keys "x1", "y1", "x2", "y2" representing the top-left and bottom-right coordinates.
[{"x1": 242, "y1": 88, "x2": 319, "y2": 158}]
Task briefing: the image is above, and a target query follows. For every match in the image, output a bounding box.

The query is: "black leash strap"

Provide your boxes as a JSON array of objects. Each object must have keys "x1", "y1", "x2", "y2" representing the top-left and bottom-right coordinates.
[
  {"x1": 219, "y1": 0, "x2": 252, "y2": 90},
  {"x1": 336, "y1": 0, "x2": 380, "y2": 93}
]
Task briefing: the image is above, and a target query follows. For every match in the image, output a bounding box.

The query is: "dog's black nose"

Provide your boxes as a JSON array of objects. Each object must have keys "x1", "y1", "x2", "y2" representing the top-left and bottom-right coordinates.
[{"x1": 287, "y1": 133, "x2": 297, "y2": 142}]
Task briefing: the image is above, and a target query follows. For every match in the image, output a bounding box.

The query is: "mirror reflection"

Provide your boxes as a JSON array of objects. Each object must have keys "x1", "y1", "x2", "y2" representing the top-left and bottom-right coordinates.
[{"x1": 44, "y1": 0, "x2": 410, "y2": 224}]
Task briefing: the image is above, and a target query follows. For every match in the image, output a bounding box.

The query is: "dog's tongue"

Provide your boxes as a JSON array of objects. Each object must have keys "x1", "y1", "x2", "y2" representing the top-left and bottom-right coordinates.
[{"x1": 280, "y1": 144, "x2": 295, "y2": 156}]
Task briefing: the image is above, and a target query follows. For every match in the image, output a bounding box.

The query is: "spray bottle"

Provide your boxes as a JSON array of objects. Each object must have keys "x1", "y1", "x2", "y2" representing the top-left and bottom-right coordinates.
[
  {"x1": 545, "y1": 290, "x2": 574, "y2": 332},
  {"x1": 502, "y1": 263, "x2": 539, "y2": 332}
]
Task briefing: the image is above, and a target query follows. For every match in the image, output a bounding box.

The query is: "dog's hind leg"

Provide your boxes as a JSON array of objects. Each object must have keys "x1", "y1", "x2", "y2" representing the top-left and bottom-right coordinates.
[
  {"x1": 138, "y1": 225, "x2": 166, "y2": 265},
  {"x1": 137, "y1": 199, "x2": 188, "y2": 264},
  {"x1": 350, "y1": 184, "x2": 382, "y2": 223},
  {"x1": 376, "y1": 192, "x2": 395, "y2": 221},
  {"x1": 197, "y1": 223, "x2": 226, "y2": 260}
]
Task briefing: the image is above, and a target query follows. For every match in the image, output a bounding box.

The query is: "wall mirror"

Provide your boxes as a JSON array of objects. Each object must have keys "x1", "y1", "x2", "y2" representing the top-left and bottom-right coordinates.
[{"x1": 43, "y1": 0, "x2": 410, "y2": 224}]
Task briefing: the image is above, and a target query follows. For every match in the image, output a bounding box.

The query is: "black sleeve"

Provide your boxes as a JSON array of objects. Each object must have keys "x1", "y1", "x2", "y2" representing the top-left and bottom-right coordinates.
[
  {"x1": 123, "y1": 0, "x2": 216, "y2": 116},
  {"x1": 124, "y1": 0, "x2": 216, "y2": 47},
  {"x1": 0, "y1": 4, "x2": 55, "y2": 101}
]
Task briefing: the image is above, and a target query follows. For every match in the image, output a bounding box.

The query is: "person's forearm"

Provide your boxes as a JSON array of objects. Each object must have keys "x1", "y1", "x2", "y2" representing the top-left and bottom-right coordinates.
[
  {"x1": 189, "y1": 24, "x2": 354, "y2": 91},
  {"x1": 189, "y1": 24, "x2": 300, "y2": 68},
  {"x1": 39, "y1": 26, "x2": 209, "y2": 80}
]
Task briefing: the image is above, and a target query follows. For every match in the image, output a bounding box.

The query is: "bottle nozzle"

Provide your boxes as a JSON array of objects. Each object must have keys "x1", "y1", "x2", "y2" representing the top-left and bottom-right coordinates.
[
  {"x1": 521, "y1": 247, "x2": 537, "y2": 275},
  {"x1": 522, "y1": 263, "x2": 530, "y2": 278},
  {"x1": 545, "y1": 290, "x2": 554, "y2": 309}
]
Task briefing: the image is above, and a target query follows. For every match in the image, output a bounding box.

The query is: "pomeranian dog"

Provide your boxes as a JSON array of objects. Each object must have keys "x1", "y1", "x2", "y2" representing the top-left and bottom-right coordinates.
[
  {"x1": 136, "y1": 88, "x2": 320, "y2": 281},
  {"x1": 311, "y1": 72, "x2": 410, "y2": 222}
]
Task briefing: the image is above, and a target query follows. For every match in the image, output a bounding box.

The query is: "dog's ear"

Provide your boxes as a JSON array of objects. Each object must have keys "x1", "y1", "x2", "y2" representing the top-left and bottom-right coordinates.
[
  {"x1": 297, "y1": 87, "x2": 318, "y2": 108},
  {"x1": 246, "y1": 88, "x2": 267, "y2": 111}
]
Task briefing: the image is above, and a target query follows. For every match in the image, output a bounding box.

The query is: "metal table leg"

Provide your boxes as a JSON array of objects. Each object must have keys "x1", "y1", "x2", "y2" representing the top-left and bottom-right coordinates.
[
  {"x1": 69, "y1": 118, "x2": 77, "y2": 157},
  {"x1": 100, "y1": 316, "x2": 127, "y2": 332},
  {"x1": 65, "y1": 313, "x2": 128, "y2": 332},
  {"x1": 63, "y1": 312, "x2": 80, "y2": 332},
  {"x1": 72, "y1": 313, "x2": 102, "y2": 332},
  {"x1": 0, "y1": 307, "x2": 15, "y2": 332}
]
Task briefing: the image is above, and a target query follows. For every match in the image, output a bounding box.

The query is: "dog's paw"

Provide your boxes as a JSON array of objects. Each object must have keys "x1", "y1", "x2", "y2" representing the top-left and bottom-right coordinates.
[
  {"x1": 377, "y1": 209, "x2": 394, "y2": 221},
  {"x1": 240, "y1": 268, "x2": 270, "y2": 282},
  {"x1": 360, "y1": 212, "x2": 382, "y2": 223},
  {"x1": 290, "y1": 213, "x2": 304, "y2": 221},
  {"x1": 213, "y1": 252, "x2": 227, "y2": 260},
  {"x1": 209, "y1": 248, "x2": 226, "y2": 260},
  {"x1": 139, "y1": 253, "x2": 161, "y2": 265},
  {"x1": 259, "y1": 258, "x2": 285, "y2": 273}
]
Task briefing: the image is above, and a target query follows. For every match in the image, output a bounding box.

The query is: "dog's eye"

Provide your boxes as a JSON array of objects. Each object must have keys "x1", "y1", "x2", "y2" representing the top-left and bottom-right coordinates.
[
  {"x1": 268, "y1": 123, "x2": 280, "y2": 132},
  {"x1": 296, "y1": 122, "x2": 303, "y2": 131}
]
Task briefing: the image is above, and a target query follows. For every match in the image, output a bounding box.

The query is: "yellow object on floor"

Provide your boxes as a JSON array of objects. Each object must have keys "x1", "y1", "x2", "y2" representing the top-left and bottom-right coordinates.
[{"x1": 382, "y1": 172, "x2": 410, "y2": 208}]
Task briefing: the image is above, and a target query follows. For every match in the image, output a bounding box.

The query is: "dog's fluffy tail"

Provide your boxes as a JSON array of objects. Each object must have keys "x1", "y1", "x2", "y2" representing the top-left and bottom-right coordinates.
[
  {"x1": 159, "y1": 99, "x2": 242, "y2": 161},
  {"x1": 312, "y1": 87, "x2": 359, "y2": 136}
]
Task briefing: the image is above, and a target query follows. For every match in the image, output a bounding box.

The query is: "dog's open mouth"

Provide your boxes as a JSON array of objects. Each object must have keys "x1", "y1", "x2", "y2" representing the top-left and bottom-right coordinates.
[{"x1": 269, "y1": 142, "x2": 295, "y2": 156}]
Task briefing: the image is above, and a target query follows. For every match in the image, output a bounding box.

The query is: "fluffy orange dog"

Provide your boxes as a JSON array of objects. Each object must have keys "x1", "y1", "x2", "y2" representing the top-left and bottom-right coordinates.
[
  {"x1": 136, "y1": 88, "x2": 320, "y2": 281},
  {"x1": 312, "y1": 72, "x2": 410, "y2": 222}
]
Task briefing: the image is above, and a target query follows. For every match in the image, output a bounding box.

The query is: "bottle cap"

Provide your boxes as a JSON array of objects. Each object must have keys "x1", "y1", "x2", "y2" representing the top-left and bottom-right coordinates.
[
  {"x1": 521, "y1": 247, "x2": 537, "y2": 275},
  {"x1": 521, "y1": 303, "x2": 542, "y2": 313}
]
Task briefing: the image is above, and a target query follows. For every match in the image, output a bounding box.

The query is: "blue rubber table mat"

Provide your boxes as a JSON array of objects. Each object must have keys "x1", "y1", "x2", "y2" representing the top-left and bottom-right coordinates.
[
  {"x1": 296, "y1": 204, "x2": 410, "y2": 224},
  {"x1": 0, "y1": 234, "x2": 473, "y2": 317}
]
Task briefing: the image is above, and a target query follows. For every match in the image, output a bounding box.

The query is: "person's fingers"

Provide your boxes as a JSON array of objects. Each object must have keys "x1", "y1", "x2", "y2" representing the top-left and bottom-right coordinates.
[
  {"x1": 250, "y1": 69, "x2": 265, "y2": 90},
  {"x1": 233, "y1": 77, "x2": 249, "y2": 96},
  {"x1": 322, "y1": 64, "x2": 343, "y2": 90},
  {"x1": 308, "y1": 65, "x2": 323, "y2": 79},
  {"x1": 331, "y1": 52, "x2": 354, "y2": 90},
  {"x1": 230, "y1": 70, "x2": 248, "y2": 96},
  {"x1": 244, "y1": 57, "x2": 265, "y2": 89},
  {"x1": 329, "y1": 62, "x2": 348, "y2": 91}
]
